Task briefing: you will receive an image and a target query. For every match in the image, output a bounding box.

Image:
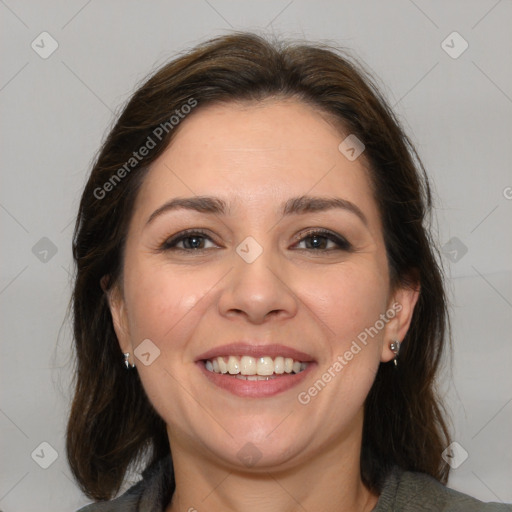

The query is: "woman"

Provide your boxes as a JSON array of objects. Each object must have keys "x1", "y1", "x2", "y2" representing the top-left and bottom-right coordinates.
[{"x1": 67, "y1": 32, "x2": 511, "y2": 511}]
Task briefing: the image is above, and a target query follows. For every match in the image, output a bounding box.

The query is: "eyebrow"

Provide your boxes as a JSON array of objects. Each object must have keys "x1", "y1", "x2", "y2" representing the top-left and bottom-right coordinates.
[{"x1": 146, "y1": 195, "x2": 368, "y2": 227}]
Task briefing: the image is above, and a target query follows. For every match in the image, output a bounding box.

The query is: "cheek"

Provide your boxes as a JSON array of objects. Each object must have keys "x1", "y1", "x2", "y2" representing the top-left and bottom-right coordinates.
[
  {"x1": 299, "y1": 261, "x2": 389, "y2": 350},
  {"x1": 291, "y1": 262, "x2": 388, "y2": 428},
  {"x1": 123, "y1": 259, "x2": 217, "y2": 354},
  {"x1": 121, "y1": 260, "x2": 215, "y2": 414}
]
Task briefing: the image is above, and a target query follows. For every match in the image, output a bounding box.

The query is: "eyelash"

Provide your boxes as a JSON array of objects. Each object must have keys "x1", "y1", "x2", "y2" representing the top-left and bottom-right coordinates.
[
  {"x1": 160, "y1": 228, "x2": 352, "y2": 253},
  {"x1": 293, "y1": 228, "x2": 352, "y2": 252}
]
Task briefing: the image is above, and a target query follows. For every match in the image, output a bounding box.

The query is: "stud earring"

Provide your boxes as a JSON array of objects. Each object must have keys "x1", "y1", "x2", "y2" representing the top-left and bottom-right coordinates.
[
  {"x1": 390, "y1": 340, "x2": 401, "y2": 367},
  {"x1": 123, "y1": 352, "x2": 135, "y2": 369}
]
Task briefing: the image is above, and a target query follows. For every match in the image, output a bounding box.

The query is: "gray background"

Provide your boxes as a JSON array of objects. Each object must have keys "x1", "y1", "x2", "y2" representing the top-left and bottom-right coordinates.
[{"x1": 1, "y1": 1, "x2": 511, "y2": 510}]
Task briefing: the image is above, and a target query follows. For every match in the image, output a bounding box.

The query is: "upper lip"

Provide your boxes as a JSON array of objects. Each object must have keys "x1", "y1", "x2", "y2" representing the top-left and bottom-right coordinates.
[{"x1": 196, "y1": 342, "x2": 315, "y2": 362}]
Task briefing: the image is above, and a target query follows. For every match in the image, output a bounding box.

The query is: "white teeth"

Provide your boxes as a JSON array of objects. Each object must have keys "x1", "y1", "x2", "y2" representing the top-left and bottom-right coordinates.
[
  {"x1": 217, "y1": 357, "x2": 228, "y2": 374},
  {"x1": 204, "y1": 355, "x2": 308, "y2": 376},
  {"x1": 257, "y1": 356, "x2": 274, "y2": 376},
  {"x1": 274, "y1": 356, "x2": 284, "y2": 374},
  {"x1": 240, "y1": 355, "x2": 257, "y2": 375},
  {"x1": 227, "y1": 355, "x2": 240, "y2": 374},
  {"x1": 236, "y1": 374, "x2": 278, "y2": 381}
]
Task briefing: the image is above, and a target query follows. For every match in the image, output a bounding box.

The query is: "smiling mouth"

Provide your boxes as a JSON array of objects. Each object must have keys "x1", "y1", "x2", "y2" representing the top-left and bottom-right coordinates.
[{"x1": 203, "y1": 355, "x2": 308, "y2": 380}]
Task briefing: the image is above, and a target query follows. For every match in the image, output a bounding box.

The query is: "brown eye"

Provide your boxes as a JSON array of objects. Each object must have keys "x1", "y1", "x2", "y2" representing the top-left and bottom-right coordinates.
[
  {"x1": 161, "y1": 230, "x2": 217, "y2": 251},
  {"x1": 294, "y1": 229, "x2": 352, "y2": 251}
]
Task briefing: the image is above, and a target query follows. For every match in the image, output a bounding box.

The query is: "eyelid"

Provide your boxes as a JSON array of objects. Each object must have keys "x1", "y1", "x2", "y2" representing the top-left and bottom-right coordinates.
[
  {"x1": 291, "y1": 228, "x2": 352, "y2": 251},
  {"x1": 159, "y1": 227, "x2": 351, "y2": 252},
  {"x1": 160, "y1": 228, "x2": 219, "y2": 251}
]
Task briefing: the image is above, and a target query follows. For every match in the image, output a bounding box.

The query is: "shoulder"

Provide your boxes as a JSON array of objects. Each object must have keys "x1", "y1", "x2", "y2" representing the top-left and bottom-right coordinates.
[
  {"x1": 374, "y1": 466, "x2": 512, "y2": 512},
  {"x1": 75, "y1": 455, "x2": 174, "y2": 512}
]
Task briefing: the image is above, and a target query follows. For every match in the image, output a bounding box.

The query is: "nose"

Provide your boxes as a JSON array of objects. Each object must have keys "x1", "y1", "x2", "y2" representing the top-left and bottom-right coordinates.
[{"x1": 217, "y1": 247, "x2": 298, "y2": 324}]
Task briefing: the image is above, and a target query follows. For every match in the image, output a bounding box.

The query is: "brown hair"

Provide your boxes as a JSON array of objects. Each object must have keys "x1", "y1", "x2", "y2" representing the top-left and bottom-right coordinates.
[{"x1": 67, "y1": 32, "x2": 451, "y2": 500}]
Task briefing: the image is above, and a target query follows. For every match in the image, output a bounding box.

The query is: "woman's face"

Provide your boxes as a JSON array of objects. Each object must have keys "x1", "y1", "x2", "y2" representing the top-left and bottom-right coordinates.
[{"x1": 109, "y1": 99, "x2": 418, "y2": 471}]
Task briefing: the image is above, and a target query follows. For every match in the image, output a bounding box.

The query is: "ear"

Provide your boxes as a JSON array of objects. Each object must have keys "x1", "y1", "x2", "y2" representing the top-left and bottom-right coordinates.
[
  {"x1": 101, "y1": 275, "x2": 132, "y2": 356},
  {"x1": 381, "y1": 282, "x2": 420, "y2": 363}
]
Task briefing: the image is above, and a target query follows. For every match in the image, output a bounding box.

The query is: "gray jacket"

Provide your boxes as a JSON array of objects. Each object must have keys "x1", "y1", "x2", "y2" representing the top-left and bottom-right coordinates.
[{"x1": 77, "y1": 456, "x2": 512, "y2": 511}]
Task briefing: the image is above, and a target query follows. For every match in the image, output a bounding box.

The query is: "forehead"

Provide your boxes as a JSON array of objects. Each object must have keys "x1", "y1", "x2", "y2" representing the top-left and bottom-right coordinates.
[{"x1": 133, "y1": 99, "x2": 380, "y2": 227}]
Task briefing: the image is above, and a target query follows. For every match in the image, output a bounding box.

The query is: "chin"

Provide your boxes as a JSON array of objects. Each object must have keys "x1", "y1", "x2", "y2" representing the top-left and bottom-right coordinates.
[{"x1": 192, "y1": 420, "x2": 312, "y2": 470}]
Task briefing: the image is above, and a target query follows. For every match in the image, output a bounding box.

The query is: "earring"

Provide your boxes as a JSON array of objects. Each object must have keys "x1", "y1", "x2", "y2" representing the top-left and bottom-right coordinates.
[
  {"x1": 390, "y1": 340, "x2": 401, "y2": 367},
  {"x1": 123, "y1": 352, "x2": 135, "y2": 369}
]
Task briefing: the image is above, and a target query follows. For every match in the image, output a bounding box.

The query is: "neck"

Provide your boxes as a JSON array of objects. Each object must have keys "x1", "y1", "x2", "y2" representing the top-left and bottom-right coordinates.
[{"x1": 165, "y1": 416, "x2": 379, "y2": 512}]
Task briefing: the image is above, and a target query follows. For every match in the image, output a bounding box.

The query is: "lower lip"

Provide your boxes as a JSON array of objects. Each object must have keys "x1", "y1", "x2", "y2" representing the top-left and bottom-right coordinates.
[{"x1": 197, "y1": 361, "x2": 315, "y2": 398}]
